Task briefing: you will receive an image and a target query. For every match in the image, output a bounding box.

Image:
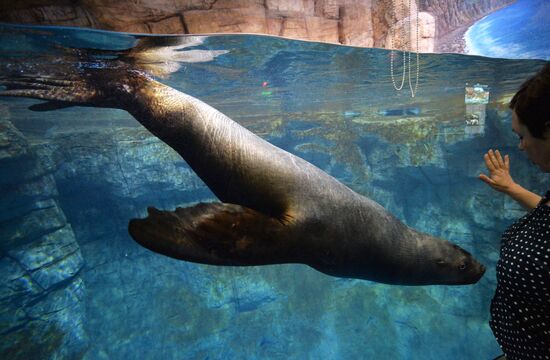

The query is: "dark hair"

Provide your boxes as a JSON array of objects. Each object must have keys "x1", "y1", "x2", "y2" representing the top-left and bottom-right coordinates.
[{"x1": 509, "y1": 63, "x2": 550, "y2": 139}]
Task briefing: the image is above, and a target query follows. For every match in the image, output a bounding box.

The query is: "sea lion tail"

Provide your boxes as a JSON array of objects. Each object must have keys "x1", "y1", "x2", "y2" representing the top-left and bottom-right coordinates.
[{"x1": 128, "y1": 202, "x2": 294, "y2": 266}]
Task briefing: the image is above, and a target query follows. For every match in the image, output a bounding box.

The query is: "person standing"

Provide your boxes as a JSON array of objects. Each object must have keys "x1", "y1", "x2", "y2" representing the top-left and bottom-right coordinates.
[{"x1": 480, "y1": 63, "x2": 550, "y2": 360}]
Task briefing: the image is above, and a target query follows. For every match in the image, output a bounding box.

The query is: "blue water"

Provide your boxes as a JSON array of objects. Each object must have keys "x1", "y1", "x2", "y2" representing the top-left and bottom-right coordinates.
[
  {"x1": 0, "y1": 23, "x2": 548, "y2": 359},
  {"x1": 465, "y1": 0, "x2": 550, "y2": 60}
]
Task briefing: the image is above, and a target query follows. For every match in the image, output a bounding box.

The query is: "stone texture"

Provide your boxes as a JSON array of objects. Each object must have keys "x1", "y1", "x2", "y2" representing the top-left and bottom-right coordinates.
[
  {"x1": 0, "y1": 204, "x2": 67, "y2": 252},
  {"x1": 184, "y1": 7, "x2": 268, "y2": 34},
  {"x1": 8, "y1": 226, "x2": 83, "y2": 290},
  {"x1": 213, "y1": 0, "x2": 265, "y2": 9},
  {"x1": 0, "y1": 5, "x2": 94, "y2": 28},
  {"x1": 0, "y1": 277, "x2": 87, "y2": 360},
  {"x1": 0, "y1": 121, "x2": 31, "y2": 160},
  {"x1": 266, "y1": 0, "x2": 315, "y2": 17},
  {"x1": 386, "y1": 11, "x2": 436, "y2": 52},
  {"x1": 0, "y1": 120, "x2": 87, "y2": 360},
  {"x1": 46, "y1": 128, "x2": 207, "y2": 202},
  {"x1": 420, "y1": 0, "x2": 515, "y2": 37},
  {"x1": 146, "y1": 15, "x2": 185, "y2": 34},
  {"x1": 0, "y1": 180, "x2": 58, "y2": 222},
  {"x1": 314, "y1": 0, "x2": 340, "y2": 19},
  {"x1": 305, "y1": 16, "x2": 340, "y2": 43},
  {"x1": 0, "y1": 0, "x2": 515, "y2": 51},
  {"x1": 340, "y1": 2, "x2": 373, "y2": 47},
  {"x1": 265, "y1": 14, "x2": 340, "y2": 42},
  {"x1": 420, "y1": 0, "x2": 515, "y2": 51}
]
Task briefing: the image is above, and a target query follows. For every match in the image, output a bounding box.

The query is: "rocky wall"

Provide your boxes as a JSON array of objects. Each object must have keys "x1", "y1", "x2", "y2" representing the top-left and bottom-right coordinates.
[
  {"x1": 0, "y1": 119, "x2": 87, "y2": 359},
  {"x1": 420, "y1": 0, "x2": 516, "y2": 38},
  {"x1": 0, "y1": 0, "x2": 515, "y2": 52}
]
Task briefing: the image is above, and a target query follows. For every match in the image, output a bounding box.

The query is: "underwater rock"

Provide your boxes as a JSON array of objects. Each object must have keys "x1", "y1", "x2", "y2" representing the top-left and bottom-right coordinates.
[
  {"x1": 8, "y1": 225, "x2": 83, "y2": 290},
  {"x1": 48, "y1": 128, "x2": 208, "y2": 203},
  {"x1": 0, "y1": 120, "x2": 87, "y2": 360},
  {"x1": 190, "y1": 271, "x2": 282, "y2": 312},
  {"x1": 0, "y1": 256, "x2": 43, "y2": 313},
  {"x1": 0, "y1": 249, "x2": 87, "y2": 360},
  {"x1": 356, "y1": 116, "x2": 445, "y2": 169},
  {"x1": 0, "y1": 277, "x2": 88, "y2": 360},
  {"x1": 0, "y1": 122, "x2": 48, "y2": 180},
  {"x1": 0, "y1": 178, "x2": 58, "y2": 221},
  {"x1": 0, "y1": 204, "x2": 67, "y2": 252},
  {"x1": 0, "y1": 120, "x2": 31, "y2": 160},
  {"x1": 0, "y1": 120, "x2": 59, "y2": 223}
]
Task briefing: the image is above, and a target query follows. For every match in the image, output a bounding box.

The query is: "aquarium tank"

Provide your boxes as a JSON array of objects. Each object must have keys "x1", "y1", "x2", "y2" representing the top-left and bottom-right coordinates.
[{"x1": 0, "y1": 17, "x2": 548, "y2": 360}]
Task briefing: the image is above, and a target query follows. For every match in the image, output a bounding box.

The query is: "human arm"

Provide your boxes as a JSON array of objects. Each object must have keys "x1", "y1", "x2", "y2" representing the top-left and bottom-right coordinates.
[{"x1": 479, "y1": 149, "x2": 541, "y2": 210}]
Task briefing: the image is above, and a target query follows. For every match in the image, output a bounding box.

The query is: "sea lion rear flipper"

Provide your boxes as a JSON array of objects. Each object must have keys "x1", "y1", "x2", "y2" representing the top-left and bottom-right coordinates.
[
  {"x1": 128, "y1": 202, "x2": 294, "y2": 266},
  {"x1": 0, "y1": 75, "x2": 101, "y2": 105},
  {"x1": 0, "y1": 69, "x2": 147, "y2": 110}
]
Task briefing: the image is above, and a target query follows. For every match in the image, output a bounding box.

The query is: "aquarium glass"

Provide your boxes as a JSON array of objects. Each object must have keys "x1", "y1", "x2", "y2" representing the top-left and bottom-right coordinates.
[{"x1": 0, "y1": 23, "x2": 548, "y2": 360}]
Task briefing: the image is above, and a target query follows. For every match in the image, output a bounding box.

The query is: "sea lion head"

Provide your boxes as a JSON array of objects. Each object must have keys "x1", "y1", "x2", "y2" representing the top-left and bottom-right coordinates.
[{"x1": 424, "y1": 240, "x2": 486, "y2": 285}]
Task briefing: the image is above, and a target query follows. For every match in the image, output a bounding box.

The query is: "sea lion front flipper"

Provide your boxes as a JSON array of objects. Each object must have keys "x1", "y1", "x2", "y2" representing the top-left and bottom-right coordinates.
[{"x1": 128, "y1": 203, "x2": 297, "y2": 266}]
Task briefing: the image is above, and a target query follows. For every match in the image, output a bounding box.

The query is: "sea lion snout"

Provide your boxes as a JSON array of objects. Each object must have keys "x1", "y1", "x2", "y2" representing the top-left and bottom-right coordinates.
[
  {"x1": 458, "y1": 248, "x2": 486, "y2": 284},
  {"x1": 435, "y1": 244, "x2": 486, "y2": 285},
  {"x1": 463, "y1": 260, "x2": 486, "y2": 284}
]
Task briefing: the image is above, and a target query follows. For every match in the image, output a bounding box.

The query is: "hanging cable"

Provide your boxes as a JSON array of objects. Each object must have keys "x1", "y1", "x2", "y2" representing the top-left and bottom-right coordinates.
[{"x1": 389, "y1": 0, "x2": 420, "y2": 98}]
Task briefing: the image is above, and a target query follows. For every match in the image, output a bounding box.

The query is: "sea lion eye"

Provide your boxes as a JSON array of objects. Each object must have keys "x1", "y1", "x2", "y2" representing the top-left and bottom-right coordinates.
[{"x1": 459, "y1": 263, "x2": 466, "y2": 271}]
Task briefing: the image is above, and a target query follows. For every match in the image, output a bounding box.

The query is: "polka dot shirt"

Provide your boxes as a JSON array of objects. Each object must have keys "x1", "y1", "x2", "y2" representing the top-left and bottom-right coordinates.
[{"x1": 490, "y1": 192, "x2": 550, "y2": 359}]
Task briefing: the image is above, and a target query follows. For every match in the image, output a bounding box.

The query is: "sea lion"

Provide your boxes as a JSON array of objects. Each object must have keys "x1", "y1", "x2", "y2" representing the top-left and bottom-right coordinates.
[{"x1": 0, "y1": 67, "x2": 485, "y2": 285}]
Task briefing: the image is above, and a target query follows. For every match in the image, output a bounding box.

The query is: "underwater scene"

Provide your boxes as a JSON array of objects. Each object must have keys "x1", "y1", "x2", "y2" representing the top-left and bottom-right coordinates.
[{"x1": 0, "y1": 23, "x2": 548, "y2": 359}]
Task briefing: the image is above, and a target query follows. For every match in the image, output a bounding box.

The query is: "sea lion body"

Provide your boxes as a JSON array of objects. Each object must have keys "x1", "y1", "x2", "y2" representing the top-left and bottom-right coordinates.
[{"x1": 0, "y1": 69, "x2": 485, "y2": 285}]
